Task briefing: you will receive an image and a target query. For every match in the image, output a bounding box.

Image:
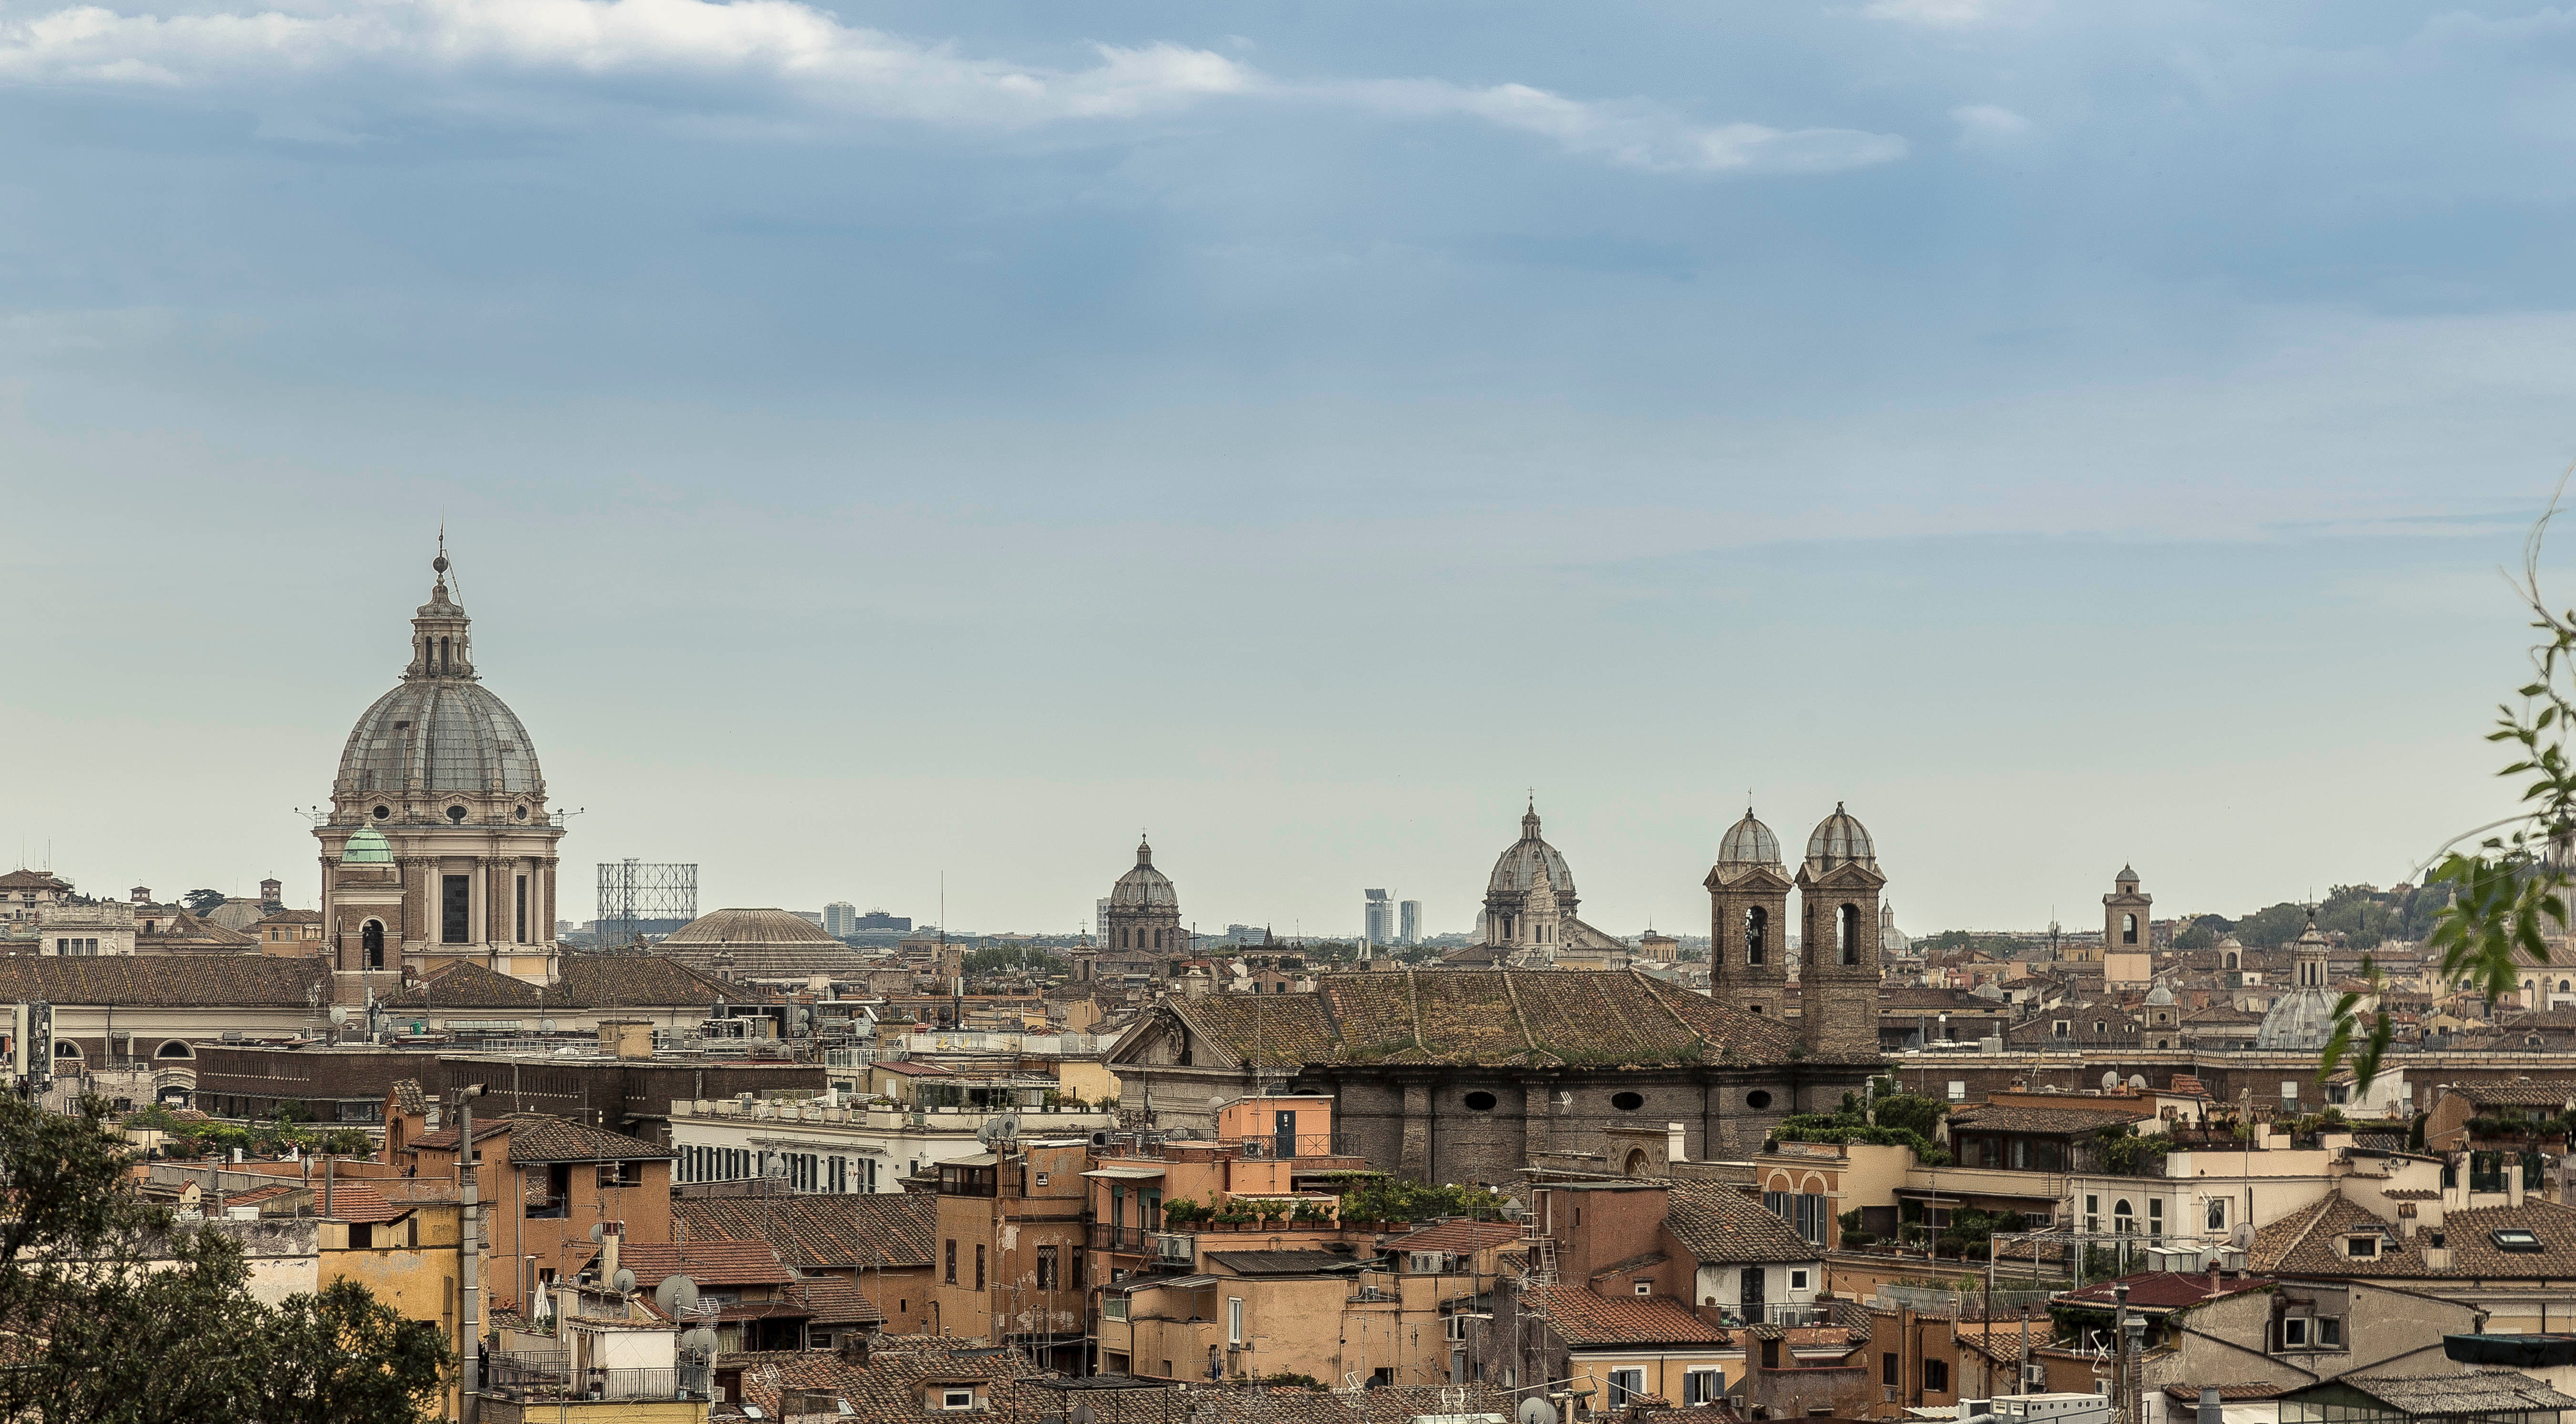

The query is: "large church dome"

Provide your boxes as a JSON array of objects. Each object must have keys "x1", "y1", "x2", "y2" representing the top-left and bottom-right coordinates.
[
  {"x1": 662, "y1": 907, "x2": 841, "y2": 947},
  {"x1": 333, "y1": 568, "x2": 545, "y2": 805},
  {"x1": 1488, "y1": 802, "x2": 1576, "y2": 899},
  {"x1": 1111, "y1": 839, "x2": 1179, "y2": 909}
]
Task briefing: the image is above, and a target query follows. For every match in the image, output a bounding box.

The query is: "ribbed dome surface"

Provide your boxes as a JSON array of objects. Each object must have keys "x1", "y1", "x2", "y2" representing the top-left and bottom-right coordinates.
[
  {"x1": 662, "y1": 908, "x2": 839, "y2": 946},
  {"x1": 1716, "y1": 809, "x2": 1782, "y2": 868},
  {"x1": 1111, "y1": 840, "x2": 1179, "y2": 909},
  {"x1": 1488, "y1": 804, "x2": 1575, "y2": 898},
  {"x1": 1803, "y1": 802, "x2": 1877, "y2": 875},
  {"x1": 339, "y1": 681, "x2": 541, "y2": 797}
]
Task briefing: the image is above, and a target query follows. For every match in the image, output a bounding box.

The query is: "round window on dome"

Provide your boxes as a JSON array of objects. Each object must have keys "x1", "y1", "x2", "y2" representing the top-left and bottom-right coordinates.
[
  {"x1": 371, "y1": 805, "x2": 390, "y2": 820},
  {"x1": 514, "y1": 806, "x2": 528, "y2": 821},
  {"x1": 447, "y1": 805, "x2": 467, "y2": 823},
  {"x1": 1746, "y1": 1090, "x2": 1773, "y2": 1110},
  {"x1": 1611, "y1": 1092, "x2": 1644, "y2": 1112},
  {"x1": 1463, "y1": 1091, "x2": 1497, "y2": 1112}
]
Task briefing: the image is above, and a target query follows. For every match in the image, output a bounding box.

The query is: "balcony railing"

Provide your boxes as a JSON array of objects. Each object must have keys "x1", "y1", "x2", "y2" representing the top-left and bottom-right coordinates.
[
  {"x1": 1092, "y1": 1224, "x2": 1151, "y2": 1254},
  {"x1": 1097, "y1": 1133, "x2": 1362, "y2": 1162},
  {"x1": 484, "y1": 1353, "x2": 696, "y2": 1403}
]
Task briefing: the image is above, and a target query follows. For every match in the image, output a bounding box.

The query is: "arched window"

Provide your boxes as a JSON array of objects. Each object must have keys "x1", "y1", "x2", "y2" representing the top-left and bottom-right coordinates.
[
  {"x1": 154, "y1": 1040, "x2": 193, "y2": 1059},
  {"x1": 2122, "y1": 913, "x2": 2138, "y2": 946},
  {"x1": 2113, "y1": 1199, "x2": 2135, "y2": 1234},
  {"x1": 362, "y1": 920, "x2": 385, "y2": 970},
  {"x1": 1745, "y1": 906, "x2": 1768, "y2": 966},
  {"x1": 2226, "y1": 952, "x2": 2239, "y2": 970},
  {"x1": 1838, "y1": 904, "x2": 1860, "y2": 966}
]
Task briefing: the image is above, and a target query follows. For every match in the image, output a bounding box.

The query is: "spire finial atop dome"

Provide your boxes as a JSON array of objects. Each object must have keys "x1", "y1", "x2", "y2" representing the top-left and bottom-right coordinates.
[
  {"x1": 1521, "y1": 798, "x2": 1542, "y2": 840},
  {"x1": 1137, "y1": 834, "x2": 1153, "y2": 865}
]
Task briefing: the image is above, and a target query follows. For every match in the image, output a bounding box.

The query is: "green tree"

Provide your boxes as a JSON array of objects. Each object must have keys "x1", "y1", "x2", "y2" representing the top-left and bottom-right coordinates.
[
  {"x1": 2328, "y1": 485, "x2": 2576, "y2": 1089},
  {"x1": 181, "y1": 888, "x2": 227, "y2": 913},
  {"x1": 0, "y1": 1093, "x2": 447, "y2": 1423}
]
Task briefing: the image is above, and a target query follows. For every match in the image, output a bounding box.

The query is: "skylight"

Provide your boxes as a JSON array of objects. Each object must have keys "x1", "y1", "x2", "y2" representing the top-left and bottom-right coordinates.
[{"x1": 2491, "y1": 1228, "x2": 2545, "y2": 1253}]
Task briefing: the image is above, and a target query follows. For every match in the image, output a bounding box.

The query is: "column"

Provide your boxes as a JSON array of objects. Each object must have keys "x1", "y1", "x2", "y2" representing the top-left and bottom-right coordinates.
[
  {"x1": 1398, "y1": 1078, "x2": 1433, "y2": 1181},
  {"x1": 401, "y1": 858, "x2": 431, "y2": 950}
]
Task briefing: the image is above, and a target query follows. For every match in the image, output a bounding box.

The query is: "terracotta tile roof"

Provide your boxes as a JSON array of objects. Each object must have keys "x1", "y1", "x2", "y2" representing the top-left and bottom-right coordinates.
[
  {"x1": 408, "y1": 1113, "x2": 671, "y2": 1163},
  {"x1": 137, "y1": 909, "x2": 260, "y2": 948},
  {"x1": 1385, "y1": 1220, "x2": 1522, "y2": 1254},
  {"x1": 501, "y1": 1114, "x2": 675, "y2": 1163},
  {"x1": 1588, "y1": 1250, "x2": 1669, "y2": 1280},
  {"x1": 0, "y1": 954, "x2": 328, "y2": 1006},
  {"x1": 2442, "y1": 1080, "x2": 2576, "y2": 1108},
  {"x1": 794, "y1": 1277, "x2": 886, "y2": 1326},
  {"x1": 319, "y1": 1179, "x2": 408, "y2": 1225},
  {"x1": 673, "y1": 1192, "x2": 935, "y2": 1270},
  {"x1": 0, "y1": 870, "x2": 71, "y2": 891},
  {"x1": 1664, "y1": 1181, "x2": 1816, "y2": 1266},
  {"x1": 225, "y1": 1183, "x2": 300, "y2": 1209},
  {"x1": 390, "y1": 1080, "x2": 427, "y2": 1116},
  {"x1": 2307, "y1": 1372, "x2": 2576, "y2": 1415},
  {"x1": 1530, "y1": 1287, "x2": 1727, "y2": 1346},
  {"x1": 1949, "y1": 1103, "x2": 2152, "y2": 1136},
  {"x1": 2159, "y1": 1384, "x2": 2283, "y2": 1403},
  {"x1": 382, "y1": 954, "x2": 769, "y2": 1011},
  {"x1": 613, "y1": 1239, "x2": 795, "y2": 1289},
  {"x1": 2250, "y1": 1195, "x2": 2576, "y2": 1278},
  {"x1": 1159, "y1": 969, "x2": 1801, "y2": 1070}
]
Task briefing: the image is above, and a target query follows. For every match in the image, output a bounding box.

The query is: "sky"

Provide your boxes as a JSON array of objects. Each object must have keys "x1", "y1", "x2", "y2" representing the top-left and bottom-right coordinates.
[{"x1": 7, "y1": 0, "x2": 2576, "y2": 939}]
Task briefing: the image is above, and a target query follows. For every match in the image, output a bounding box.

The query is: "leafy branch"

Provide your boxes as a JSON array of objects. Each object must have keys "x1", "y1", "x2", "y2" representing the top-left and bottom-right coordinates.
[{"x1": 2329, "y1": 475, "x2": 2576, "y2": 1089}]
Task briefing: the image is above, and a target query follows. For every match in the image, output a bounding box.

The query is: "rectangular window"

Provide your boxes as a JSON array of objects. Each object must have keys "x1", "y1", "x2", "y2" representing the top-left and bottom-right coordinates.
[
  {"x1": 1685, "y1": 1370, "x2": 1722, "y2": 1406},
  {"x1": 975, "y1": 1243, "x2": 986, "y2": 1290},
  {"x1": 2282, "y1": 1318, "x2": 2308, "y2": 1348},
  {"x1": 514, "y1": 875, "x2": 527, "y2": 942},
  {"x1": 1227, "y1": 1296, "x2": 1244, "y2": 1345},
  {"x1": 1923, "y1": 1360, "x2": 1948, "y2": 1393},
  {"x1": 2207, "y1": 1199, "x2": 2227, "y2": 1231},
  {"x1": 2149, "y1": 1199, "x2": 2164, "y2": 1241},
  {"x1": 1883, "y1": 1353, "x2": 1899, "y2": 1386},
  {"x1": 1634, "y1": 1280, "x2": 1652, "y2": 1296},
  {"x1": 1947, "y1": 1081, "x2": 1967, "y2": 1102},
  {"x1": 1789, "y1": 1269, "x2": 1810, "y2": 1291},
  {"x1": 1037, "y1": 1246, "x2": 1058, "y2": 1290},
  {"x1": 441, "y1": 875, "x2": 471, "y2": 944},
  {"x1": 1608, "y1": 1370, "x2": 1645, "y2": 1407},
  {"x1": 945, "y1": 1240, "x2": 957, "y2": 1284},
  {"x1": 1103, "y1": 1295, "x2": 1128, "y2": 1321},
  {"x1": 2318, "y1": 1317, "x2": 2342, "y2": 1348}
]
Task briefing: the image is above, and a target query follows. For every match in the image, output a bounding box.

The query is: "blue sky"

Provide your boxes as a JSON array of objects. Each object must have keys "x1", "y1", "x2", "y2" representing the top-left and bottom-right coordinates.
[{"x1": 6, "y1": 0, "x2": 2576, "y2": 938}]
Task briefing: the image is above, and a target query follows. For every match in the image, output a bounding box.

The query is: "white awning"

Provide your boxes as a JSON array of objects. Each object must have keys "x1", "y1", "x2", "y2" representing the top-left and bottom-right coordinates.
[{"x1": 1082, "y1": 1167, "x2": 1168, "y2": 1179}]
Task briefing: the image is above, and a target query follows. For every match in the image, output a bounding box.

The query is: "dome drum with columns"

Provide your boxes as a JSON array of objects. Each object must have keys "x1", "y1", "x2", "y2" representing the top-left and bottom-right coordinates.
[
  {"x1": 316, "y1": 548, "x2": 567, "y2": 992},
  {"x1": 1103, "y1": 838, "x2": 1186, "y2": 956}
]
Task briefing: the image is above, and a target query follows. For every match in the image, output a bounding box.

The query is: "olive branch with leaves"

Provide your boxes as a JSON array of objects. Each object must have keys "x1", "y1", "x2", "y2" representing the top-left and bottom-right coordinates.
[{"x1": 2325, "y1": 478, "x2": 2576, "y2": 1090}]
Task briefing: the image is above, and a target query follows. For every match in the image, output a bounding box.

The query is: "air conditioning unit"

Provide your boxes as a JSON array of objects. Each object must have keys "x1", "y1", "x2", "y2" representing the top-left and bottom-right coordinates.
[
  {"x1": 1154, "y1": 1233, "x2": 1194, "y2": 1263},
  {"x1": 2024, "y1": 1366, "x2": 2048, "y2": 1388}
]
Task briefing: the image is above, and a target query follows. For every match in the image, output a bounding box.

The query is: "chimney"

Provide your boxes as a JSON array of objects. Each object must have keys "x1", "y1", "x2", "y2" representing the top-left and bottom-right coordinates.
[
  {"x1": 837, "y1": 1330, "x2": 874, "y2": 1369},
  {"x1": 1667, "y1": 1122, "x2": 1687, "y2": 1166},
  {"x1": 600, "y1": 1226, "x2": 620, "y2": 1286},
  {"x1": 2198, "y1": 1387, "x2": 2223, "y2": 1424}
]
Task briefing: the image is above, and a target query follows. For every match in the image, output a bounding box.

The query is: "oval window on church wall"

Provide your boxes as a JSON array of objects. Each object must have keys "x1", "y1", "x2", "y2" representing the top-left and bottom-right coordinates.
[
  {"x1": 1610, "y1": 1092, "x2": 1644, "y2": 1112},
  {"x1": 1463, "y1": 1091, "x2": 1497, "y2": 1111},
  {"x1": 1746, "y1": 1090, "x2": 1773, "y2": 1110}
]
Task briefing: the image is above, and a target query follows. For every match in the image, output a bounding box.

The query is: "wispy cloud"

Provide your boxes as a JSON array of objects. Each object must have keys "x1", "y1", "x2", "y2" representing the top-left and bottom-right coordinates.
[
  {"x1": 1860, "y1": 0, "x2": 2030, "y2": 27},
  {"x1": 1950, "y1": 102, "x2": 2029, "y2": 145},
  {"x1": 0, "y1": 0, "x2": 1906, "y2": 174}
]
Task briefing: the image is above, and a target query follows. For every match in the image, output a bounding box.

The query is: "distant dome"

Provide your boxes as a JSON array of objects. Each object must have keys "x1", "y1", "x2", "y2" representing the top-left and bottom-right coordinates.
[
  {"x1": 1803, "y1": 802, "x2": 1877, "y2": 876},
  {"x1": 1488, "y1": 802, "x2": 1576, "y2": 900},
  {"x1": 2257, "y1": 983, "x2": 2338, "y2": 1051},
  {"x1": 1715, "y1": 809, "x2": 1782, "y2": 870},
  {"x1": 662, "y1": 908, "x2": 839, "y2": 946},
  {"x1": 1111, "y1": 840, "x2": 1179, "y2": 910},
  {"x1": 2145, "y1": 978, "x2": 2176, "y2": 1006},
  {"x1": 341, "y1": 825, "x2": 392, "y2": 864}
]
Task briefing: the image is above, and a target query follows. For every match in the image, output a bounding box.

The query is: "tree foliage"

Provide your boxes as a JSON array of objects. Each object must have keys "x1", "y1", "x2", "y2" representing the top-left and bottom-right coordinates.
[
  {"x1": 180, "y1": 889, "x2": 227, "y2": 913},
  {"x1": 2332, "y1": 483, "x2": 2576, "y2": 1090},
  {"x1": 1770, "y1": 1086, "x2": 1952, "y2": 1166},
  {"x1": 0, "y1": 1093, "x2": 447, "y2": 1423}
]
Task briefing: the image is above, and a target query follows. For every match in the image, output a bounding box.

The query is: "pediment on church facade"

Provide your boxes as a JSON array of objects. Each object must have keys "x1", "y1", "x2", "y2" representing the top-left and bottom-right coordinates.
[
  {"x1": 1796, "y1": 859, "x2": 1887, "y2": 892},
  {"x1": 1705, "y1": 862, "x2": 1793, "y2": 892}
]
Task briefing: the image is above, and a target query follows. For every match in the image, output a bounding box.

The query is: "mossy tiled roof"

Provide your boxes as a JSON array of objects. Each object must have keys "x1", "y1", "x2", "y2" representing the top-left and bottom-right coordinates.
[{"x1": 1165, "y1": 969, "x2": 1808, "y2": 1069}]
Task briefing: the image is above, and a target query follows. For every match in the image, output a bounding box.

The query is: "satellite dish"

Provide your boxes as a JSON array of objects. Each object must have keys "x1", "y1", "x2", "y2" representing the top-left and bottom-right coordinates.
[
  {"x1": 682, "y1": 1326, "x2": 718, "y2": 1356},
  {"x1": 1519, "y1": 1399, "x2": 1558, "y2": 1424},
  {"x1": 977, "y1": 1114, "x2": 1021, "y2": 1147},
  {"x1": 590, "y1": 1223, "x2": 607, "y2": 1243},
  {"x1": 766, "y1": 1157, "x2": 791, "y2": 1179},
  {"x1": 612, "y1": 1267, "x2": 637, "y2": 1295},
  {"x1": 1072, "y1": 1407, "x2": 1096, "y2": 1424},
  {"x1": 655, "y1": 1273, "x2": 700, "y2": 1319},
  {"x1": 327, "y1": 1006, "x2": 348, "y2": 1026},
  {"x1": 540, "y1": 1019, "x2": 557, "y2": 1033}
]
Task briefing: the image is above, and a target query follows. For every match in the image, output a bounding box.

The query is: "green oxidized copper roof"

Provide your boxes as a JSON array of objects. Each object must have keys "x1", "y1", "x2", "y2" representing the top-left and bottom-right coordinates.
[{"x1": 341, "y1": 825, "x2": 393, "y2": 864}]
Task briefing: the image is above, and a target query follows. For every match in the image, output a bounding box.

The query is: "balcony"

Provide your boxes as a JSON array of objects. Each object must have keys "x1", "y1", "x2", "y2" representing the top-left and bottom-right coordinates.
[
  {"x1": 1092, "y1": 1224, "x2": 1152, "y2": 1254},
  {"x1": 1097, "y1": 1132, "x2": 1364, "y2": 1163},
  {"x1": 482, "y1": 1353, "x2": 696, "y2": 1404}
]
